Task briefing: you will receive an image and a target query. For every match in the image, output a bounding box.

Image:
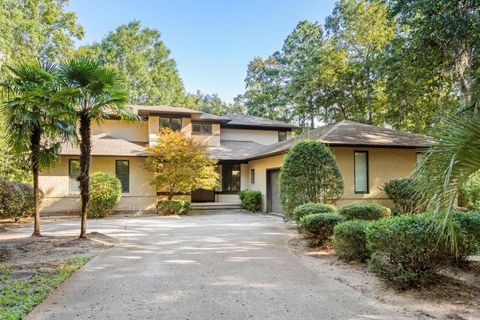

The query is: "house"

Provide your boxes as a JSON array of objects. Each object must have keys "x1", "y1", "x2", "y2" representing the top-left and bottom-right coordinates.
[{"x1": 39, "y1": 105, "x2": 434, "y2": 214}]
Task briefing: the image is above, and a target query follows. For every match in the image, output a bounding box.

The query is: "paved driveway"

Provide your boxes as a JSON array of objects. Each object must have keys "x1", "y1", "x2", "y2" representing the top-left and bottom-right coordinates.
[{"x1": 4, "y1": 212, "x2": 409, "y2": 319}]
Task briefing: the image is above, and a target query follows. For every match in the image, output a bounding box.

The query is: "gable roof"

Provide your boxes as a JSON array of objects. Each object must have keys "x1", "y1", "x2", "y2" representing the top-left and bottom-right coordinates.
[
  {"x1": 60, "y1": 133, "x2": 146, "y2": 157},
  {"x1": 248, "y1": 120, "x2": 435, "y2": 160},
  {"x1": 223, "y1": 114, "x2": 299, "y2": 129}
]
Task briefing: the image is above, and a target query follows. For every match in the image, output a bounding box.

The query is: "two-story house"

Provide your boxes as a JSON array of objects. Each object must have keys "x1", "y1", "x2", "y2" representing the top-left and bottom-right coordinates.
[{"x1": 39, "y1": 105, "x2": 433, "y2": 214}]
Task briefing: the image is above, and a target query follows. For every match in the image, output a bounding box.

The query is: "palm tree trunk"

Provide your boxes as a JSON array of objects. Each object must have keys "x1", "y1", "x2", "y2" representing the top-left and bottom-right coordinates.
[
  {"x1": 79, "y1": 113, "x2": 91, "y2": 239},
  {"x1": 31, "y1": 127, "x2": 41, "y2": 237}
]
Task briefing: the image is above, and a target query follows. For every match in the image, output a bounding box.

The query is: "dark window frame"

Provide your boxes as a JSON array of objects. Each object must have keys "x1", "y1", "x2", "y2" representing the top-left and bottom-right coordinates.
[
  {"x1": 278, "y1": 131, "x2": 287, "y2": 142},
  {"x1": 115, "y1": 160, "x2": 130, "y2": 193},
  {"x1": 250, "y1": 169, "x2": 255, "y2": 184},
  {"x1": 68, "y1": 159, "x2": 80, "y2": 193},
  {"x1": 222, "y1": 164, "x2": 241, "y2": 193},
  {"x1": 354, "y1": 151, "x2": 369, "y2": 194},
  {"x1": 159, "y1": 117, "x2": 182, "y2": 131},
  {"x1": 192, "y1": 122, "x2": 213, "y2": 135}
]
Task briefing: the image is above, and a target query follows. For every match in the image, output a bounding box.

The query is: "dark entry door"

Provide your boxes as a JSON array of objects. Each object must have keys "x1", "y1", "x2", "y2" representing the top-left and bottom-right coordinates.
[
  {"x1": 267, "y1": 169, "x2": 282, "y2": 214},
  {"x1": 191, "y1": 189, "x2": 215, "y2": 202}
]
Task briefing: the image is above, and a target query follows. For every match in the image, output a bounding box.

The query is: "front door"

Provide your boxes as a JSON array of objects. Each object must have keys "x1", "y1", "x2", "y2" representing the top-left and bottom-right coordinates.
[
  {"x1": 191, "y1": 189, "x2": 215, "y2": 202},
  {"x1": 267, "y1": 169, "x2": 282, "y2": 214}
]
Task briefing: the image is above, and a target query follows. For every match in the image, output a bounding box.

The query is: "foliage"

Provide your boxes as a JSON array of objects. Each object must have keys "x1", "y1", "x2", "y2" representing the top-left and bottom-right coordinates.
[
  {"x1": 279, "y1": 140, "x2": 343, "y2": 221},
  {"x1": 452, "y1": 211, "x2": 480, "y2": 257},
  {"x1": 383, "y1": 178, "x2": 425, "y2": 214},
  {"x1": 293, "y1": 202, "x2": 336, "y2": 224},
  {"x1": 0, "y1": 256, "x2": 90, "y2": 320},
  {"x1": 147, "y1": 128, "x2": 218, "y2": 200},
  {"x1": 0, "y1": 180, "x2": 41, "y2": 220},
  {"x1": 239, "y1": 189, "x2": 262, "y2": 212},
  {"x1": 338, "y1": 203, "x2": 391, "y2": 221},
  {"x1": 156, "y1": 200, "x2": 190, "y2": 216},
  {"x1": 333, "y1": 220, "x2": 370, "y2": 261},
  {"x1": 87, "y1": 173, "x2": 122, "y2": 219},
  {"x1": 16, "y1": 183, "x2": 39, "y2": 218},
  {"x1": 300, "y1": 213, "x2": 345, "y2": 247},
  {"x1": 458, "y1": 171, "x2": 480, "y2": 211}
]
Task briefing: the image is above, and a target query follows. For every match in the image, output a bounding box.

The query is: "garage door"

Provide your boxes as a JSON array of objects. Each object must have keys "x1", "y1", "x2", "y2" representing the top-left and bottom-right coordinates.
[{"x1": 267, "y1": 169, "x2": 282, "y2": 214}]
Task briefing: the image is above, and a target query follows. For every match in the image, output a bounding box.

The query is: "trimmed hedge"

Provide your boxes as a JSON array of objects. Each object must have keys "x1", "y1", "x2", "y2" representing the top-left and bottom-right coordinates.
[
  {"x1": 293, "y1": 203, "x2": 336, "y2": 224},
  {"x1": 453, "y1": 211, "x2": 480, "y2": 257},
  {"x1": 333, "y1": 220, "x2": 370, "y2": 261},
  {"x1": 339, "y1": 203, "x2": 391, "y2": 221},
  {"x1": 87, "y1": 172, "x2": 122, "y2": 218},
  {"x1": 301, "y1": 213, "x2": 345, "y2": 247},
  {"x1": 157, "y1": 200, "x2": 190, "y2": 215},
  {"x1": 0, "y1": 180, "x2": 38, "y2": 219},
  {"x1": 239, "y1": 189, "x2": 262, "y2": 212},
  {"x1": 458, "y1": 172, "x2": 480, "y2": 211},
  {"x1": 383, "y1": 178, "x2": 425, "y2": 214}
]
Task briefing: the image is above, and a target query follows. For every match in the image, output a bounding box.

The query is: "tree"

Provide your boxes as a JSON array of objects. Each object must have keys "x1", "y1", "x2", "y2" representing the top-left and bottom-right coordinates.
[
  {"x1": 146, "y1": 128, "x2": 218, "y2": 200},
  {"x1": 78, "y1": 20, "x2": 186, "y2": 105},
  {"x1": 58, "y1": 57, "x2": 136, "y2": 238},
  {"x1": 1, "y1": 62, "x2": 76, "y2": 236},
  {"x1": 279, "y1": 140, "x2": 344, "y2": 221}
]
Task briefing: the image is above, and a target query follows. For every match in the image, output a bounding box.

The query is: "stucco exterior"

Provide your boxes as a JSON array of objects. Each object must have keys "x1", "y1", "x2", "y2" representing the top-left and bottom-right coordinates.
[
  {"x1": 92, "y1": 119, "x2": 148, "y2": 143},
  {"x1": 220, "y1": 128, "x2": 291, "y2": 145}
]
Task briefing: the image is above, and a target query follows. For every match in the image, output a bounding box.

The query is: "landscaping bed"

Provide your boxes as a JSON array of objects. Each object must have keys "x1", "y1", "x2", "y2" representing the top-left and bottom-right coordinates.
[{"x1": 0, "y1": 233, "x2": 114, "y2": 319}]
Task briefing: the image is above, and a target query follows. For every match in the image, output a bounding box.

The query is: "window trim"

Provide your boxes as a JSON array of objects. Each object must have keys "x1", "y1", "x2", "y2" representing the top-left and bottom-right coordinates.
[
  {"x1": 278, "y1": 131, "x2": 287, "y2": 142},
  {"x1": 68, "y1": 159, "x2": 80, "y2": 194},
  {"x1": 250, "y1": 169, "x2": 255, "y2": 184},
  {"x1": 354, "y1": 151, "x2": 369, "y2": 194},
  {"x1": 191, "y1": 122, "x2": 213, "y2": 135},
  {"x1": 115, "y1": 160, "x2": 130, "y2": 193},
  {"x1": 159, "y1": 117, "x2": 182, "y2": 131}
]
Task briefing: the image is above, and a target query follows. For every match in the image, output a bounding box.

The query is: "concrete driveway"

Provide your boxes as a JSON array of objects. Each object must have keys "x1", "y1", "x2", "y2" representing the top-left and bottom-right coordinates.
[{"x1": 3, "y1": 212, "x2": 410, "y2": 319}]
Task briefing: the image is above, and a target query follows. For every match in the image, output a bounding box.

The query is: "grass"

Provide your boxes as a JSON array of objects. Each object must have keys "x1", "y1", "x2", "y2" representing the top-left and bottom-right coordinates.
[{"x1": 0, "y1": 256, "x2": 91, "y2": 320}]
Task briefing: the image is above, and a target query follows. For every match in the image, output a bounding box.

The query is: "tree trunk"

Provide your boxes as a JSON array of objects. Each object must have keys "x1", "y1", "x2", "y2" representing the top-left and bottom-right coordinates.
[
  {"x1": 31, "y1": 127, "x2": 41, "y2": 237},
  {"x1": 79, "y1": 113, "x2": 91, "y2": 239}
]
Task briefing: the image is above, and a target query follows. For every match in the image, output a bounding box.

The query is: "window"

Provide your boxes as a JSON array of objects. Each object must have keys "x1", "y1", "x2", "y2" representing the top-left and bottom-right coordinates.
[
  {"x1": 69, "y1": 159, "x2": 80, "y2": 193},
  {"x1": 222, "y1": 164, "x2": 241, "y2": 192},
  {"x1": 354, "y1": 151, "x2": 368, "y2": 193},
  {"x1": 192, "y1": 122, "x2": 212, "y2": 135},
  {"x1": 250, "y1": 169, "x2": 255, "y2": 184},
  {"x1": 160, "y1": 117, "x2": 182, "y2": 131},
  {"x1": 278, "y1": 131, "x2": 287, "y2": 142},
  {"x1": 116, "y1": 160, "x2": 130, "y2": 193}
]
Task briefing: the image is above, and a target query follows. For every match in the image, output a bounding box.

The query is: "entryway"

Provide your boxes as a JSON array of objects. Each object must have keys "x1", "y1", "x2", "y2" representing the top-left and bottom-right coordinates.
[{"x1": 267, "y1": 169, "x2": 283, "y2": 214}]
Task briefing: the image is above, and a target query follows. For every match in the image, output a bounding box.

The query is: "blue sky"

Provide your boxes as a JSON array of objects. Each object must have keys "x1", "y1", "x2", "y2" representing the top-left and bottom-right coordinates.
[{"x1": 68, "y1": 0, "x2": 336, "y2": 103}]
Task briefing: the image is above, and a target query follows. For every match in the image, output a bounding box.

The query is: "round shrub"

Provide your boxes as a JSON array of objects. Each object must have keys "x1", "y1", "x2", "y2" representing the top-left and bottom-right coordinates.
[
  {"x1": 339, "y1": 203, "x2": 390, "y2": 221},
  {"x1": 239, "y1": 189, "x2": 262, "y2": 212},
  {"x1": 279, "y1": 140, "x2": 344, "y2": 221},
  {"x1": 293, "y1": 202, "x2": 336, "y2": 224},
  {"x1": 453, "y1": 211, "x2": 480, "y2": 257},
  {"x1": 333, "y1": 220, "x2": 370, "y2": 261},
  {"x1": 156, "y1": 200, "x2": 190, "y2": 215},
  {"x1": 0, "y1": 180, "x2": 24, "y2": 219},
  {"x1": 366, "y1": 214, "x2": 454, "y2": 289},
  {"x1": 16, "y1": 183, "x2": 42, "y2": 217},
  {"x1": 383, "y1": 178, "x2": 425, "y2": 214},
  {"x1": 87, "y1": 172, "x2": 122, "y2": 218},
  {"x1": 301, "y1": 213, "x2": 345, "y2": 247}
]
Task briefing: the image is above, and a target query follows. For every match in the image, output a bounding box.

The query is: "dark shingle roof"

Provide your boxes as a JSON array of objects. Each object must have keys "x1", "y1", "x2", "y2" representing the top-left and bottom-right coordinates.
[
  {"x1": 223, "y1": 114, "x2": 299, "y2": 129},
  {"x1": 195, "y1": 112, "x2": 230, "y2": 122},
  {"x1": 207, "y1": 140, "x2": 266, "y2": 160},
  {"x1": 248, "y1": 120, "x2": 435, "y2": 160}
]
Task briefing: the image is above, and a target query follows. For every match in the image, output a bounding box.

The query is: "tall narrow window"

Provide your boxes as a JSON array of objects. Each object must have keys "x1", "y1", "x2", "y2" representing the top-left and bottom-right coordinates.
[
  {"x1": 222, "y1": 164, "x2": 241, "y2": 192},
  {"x1": 278, "y1": 131, "x2": 287, "y2": 142},
  {"x1": 354, "y1": 151, "x2": 368, "y2": 193},
  {"x1": 69, "y1": 159, "x2": 80, "y2": 193},
  {"x1": 250, "y1": 169, "x2": 255, "y2": 184},
  {"x1": 116, "y1": 160, "x2": 130, "y2": 193}
]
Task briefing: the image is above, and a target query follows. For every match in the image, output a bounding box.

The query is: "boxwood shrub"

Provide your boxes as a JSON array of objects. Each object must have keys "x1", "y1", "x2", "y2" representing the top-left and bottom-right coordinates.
[
  {"x1": 301, "y1": 213, "x2": 345, "y2": 247},
  {"x1": 239, "y1": 189, "x2": 262, "y2": 212},
  {"x1": 453, "y1": 211, "x2": 480, "y2": 257},
  {"x1": 87, "y1": 172, "x2": 122, "y2": 218},
  {"x1": 339, "y1": 203, "x2": 391, "y2": 221},
  {"x1": 157, "y1": 199, "x2": 190, "y2": 215},
  {"x1": 0, "y1": 180, "x2": 39, "y2": 219},
  {"x1": 333, "y1": 220, "x2": 370, "y2": 261},
  {"x1": 293, "y1": 202, "x2": 336, "y2": 224},
  {"x1": 383, "y1": 178, "x2": 425, "y2": 214}
]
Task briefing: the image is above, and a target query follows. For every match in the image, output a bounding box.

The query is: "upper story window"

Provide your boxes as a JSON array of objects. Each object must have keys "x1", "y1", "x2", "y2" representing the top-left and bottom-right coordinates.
[
  {"x1": 69, "y1": 159, "x2": 80, "y2": 193},
  {"x1": 192, "y1": 122, "x2": 212, "y2": 135},
  {"x1": 354, "y1": 151, "x2": 369, "y2": 194},
  {"x1": 160, "y1": 117, "x2": 182, "y2": 131},
  {"x1": 115, "y1": 160, "x2": 130, "y2": 193},
  {"x1": 278, "y1": 131, "x2": 287, "y2": 142}
]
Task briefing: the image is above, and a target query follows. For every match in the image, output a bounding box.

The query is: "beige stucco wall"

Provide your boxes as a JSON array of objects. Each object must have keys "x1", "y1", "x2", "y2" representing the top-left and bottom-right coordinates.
[
  {"x1": 91, "y1": 119, "x2": 148, "y2": 142},
  {"x1": 189, "y1": 122, "x2": 221, "y2": 147},
  {"x1": 220, "y1": 128, "x2": 290, "y2": 145},
  {"x1": 40, "y1": 156, "x2": 156, "y2": 213}
]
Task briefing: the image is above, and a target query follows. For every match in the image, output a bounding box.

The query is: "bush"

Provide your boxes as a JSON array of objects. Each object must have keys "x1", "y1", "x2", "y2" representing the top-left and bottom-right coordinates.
[
  {"x1": 293, "y1": 202, "x2": 336, "y2": 224},
  {"x1": 87, "y1": 172, "x2": 122, "y2": 218},
  {"x1": 453, "y1": 211, "x2": 480, "y2": 257},
  {"x1": 366, "y1": 214, "x2": 454, "y2": 289},
  {"x1": 333, "y1": 220, "x2": 370, "y2": 261},
  {"x1": 383, "y1": 178, "x2": 425, "y2": 214},
  {"x1": 239, "y1": 189, "x2": 262, "y2": 212},
  {"x1": 280, "y1": 140, "x2": 344, "y2": 221},
  {"x1": 157, "y1": 200, "x2": 190, "y2": 215},
  {"x1": 0, "y1": 180, "x2": 24, "y2": 219},
  {"x1": 339, "y1": 203, "x2": 391, "y2": 221},
  {"x1": 458, "y1": 171, "x2": 480, "y2": 211},
  {"x1": 301, "y1": 213, "x2": 345, "y2": 247},
  {"x1": 16, "y1": 183, "x2": 40, "y2": 217}
]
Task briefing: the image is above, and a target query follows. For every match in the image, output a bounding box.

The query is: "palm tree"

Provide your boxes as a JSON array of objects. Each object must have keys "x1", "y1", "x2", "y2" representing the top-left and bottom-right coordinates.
[
  {"x1": 58, "y1": 57, "x2": 137, "y2": 238},
  {"x1": 1, "y1": 62, "x2": 76, "y2": 236}
]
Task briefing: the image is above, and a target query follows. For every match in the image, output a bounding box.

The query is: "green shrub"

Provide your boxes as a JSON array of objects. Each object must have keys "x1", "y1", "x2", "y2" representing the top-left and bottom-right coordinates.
[
  {"x1": 453, "y1": 211, "x2": 480, "y2": 257},
  {"x1": 293, "y1": 202, "x2": 336, "y2": 224},
  {"x1": 383, "y1": 178, "x2": 425, "y2": 214},
  {"x1": 333, "y1": 220, "x2": 370, "y2": 261},
  {"x1": 239, "y1": 189, "x2": 262, "y2": 212},
  {"x1": 366, "y1": 214, "x2": 454, "y2": 289},
  {"x1": 0, "y1": 180, "x2": 24, "y2": 219},
  {"x1": 280, "y1": 140, "x2": 344, "y2": 221},
  {"x1": 458, "y1": 171, "x2": 480, "y2": 211},
  {"x1": 16, "y1": 183, "x2": 41, "y2": 217},
  {"x1": 339, "y1": 203, "x2": 391, "y2": 221},
  {"x1": 301, "y1": 213, "x2": 345, "y2": 247},
  {"x1": 157, "y1": 200, "x2": 190, "y2": 215},
  {"x1": 87, "y1": 172, "x2": 122, "y2": 218}
]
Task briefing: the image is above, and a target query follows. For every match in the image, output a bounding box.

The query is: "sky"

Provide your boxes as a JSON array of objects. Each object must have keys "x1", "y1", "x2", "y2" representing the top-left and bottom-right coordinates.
[{"x1": 68, "y1": 0, "x2": 337, "y2": 103}]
